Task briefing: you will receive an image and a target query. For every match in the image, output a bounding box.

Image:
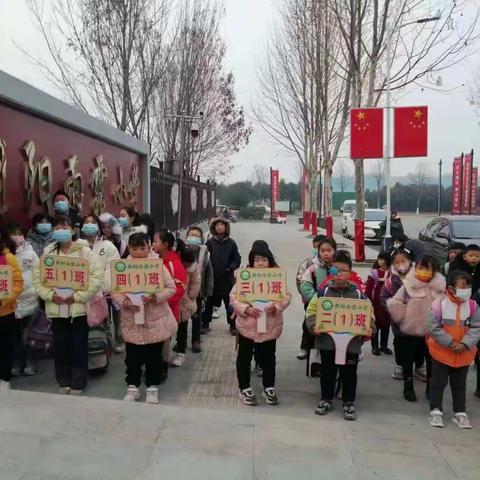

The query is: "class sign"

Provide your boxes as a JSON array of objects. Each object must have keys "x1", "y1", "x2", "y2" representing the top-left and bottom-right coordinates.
[
  {"x1": 111, "y1": 259, "x2": 164, "y2": 294},
  {"x1": 316, "y1": 297, "x2": 373, "y2": 336},
  {"x1": 40, "y1": 256, "x2": 89, "y2": 291},
  {"x1": 237, "y1": 268, "x2": 287, "y2": 302},
  {"x1": 0, "y1": 266, "x2": 13, "y2": 299}
]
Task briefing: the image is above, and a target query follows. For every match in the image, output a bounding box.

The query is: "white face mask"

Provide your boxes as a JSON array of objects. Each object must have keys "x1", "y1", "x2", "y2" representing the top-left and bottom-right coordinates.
[{"x1": 456, "y1": 288, "x2": 472, "y2": 302}]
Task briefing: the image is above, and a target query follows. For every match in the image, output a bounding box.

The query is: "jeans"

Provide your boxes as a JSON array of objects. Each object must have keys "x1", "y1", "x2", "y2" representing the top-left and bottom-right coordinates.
[
  {"x1": 429, "y1": 359, "x2": 469, "y2": 413},
  {"x1": 395, "y1": 335, "x2": 426, "y2": 378},
  {"x1": 236, "y1": 334, "x2": 276, "y2": 390},
  {"x1": 320, "y1": 350, "x2": 359, "y2": 403},
  {"x1": 371, "y1": 326, "x2": 390, "y2": 350},
  {"x1": 203, "y1": 293, "x2": 233, "y2": 328},
  {"x1": 0, "y1": 313, "x2": 15, "y2": 381},
  {"x1": 51, "y1": 316, "x2": 89, "y2": 390},
  {"x1": 125, "y1": 342, "x2": 164, "y2": 387}
]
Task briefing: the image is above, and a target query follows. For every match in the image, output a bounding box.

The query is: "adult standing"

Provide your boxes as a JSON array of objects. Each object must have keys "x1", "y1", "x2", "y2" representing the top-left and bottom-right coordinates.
[{"x1": 202, "y1": 218, "x2": 241, "y2": 335}]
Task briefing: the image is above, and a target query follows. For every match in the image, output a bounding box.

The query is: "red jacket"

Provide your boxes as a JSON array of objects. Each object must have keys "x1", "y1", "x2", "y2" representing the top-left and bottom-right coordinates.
[
  {"x1": 318, "y1": 270, "x2": 364, "y2": 292},
  {"x1": 163, "y1": 250, "x2": 187, "y2": 322}
]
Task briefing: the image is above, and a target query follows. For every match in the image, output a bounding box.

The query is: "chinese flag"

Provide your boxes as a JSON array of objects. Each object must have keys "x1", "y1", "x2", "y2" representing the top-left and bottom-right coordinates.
[
  {"x1": 394, "y1": 106, "x2": 428, "y2": 157},
  {"x1": 350, "y1": 108, "x2": 383, "y2": 159}
]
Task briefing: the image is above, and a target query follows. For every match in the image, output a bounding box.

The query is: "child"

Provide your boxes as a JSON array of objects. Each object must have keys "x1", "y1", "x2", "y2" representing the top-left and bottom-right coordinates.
[
  {"x1": 230, "y1": 242, "x2": 291, "y2": 406},
  {"x1": 306, "y1": 250, "x2": 373, "y2": 420},
  {"x1": 441, "y1": 242, "x2": 465, "y2": 277},
  {"x1": 7, "y1": 223, "x2": 39, "y2": 376},
  {"x1": 111, "y1": 233, "x2": 177, "y2": 404},
  {"x1": 0, "y1": 225, "x2": 24, "y2": 391},
  {"x1": 32, "y1": 216, "x2": 103, "y2": 395},
  {"x1": 99, "y1": 213, "x2": 129, "y2": 259},
  {"x1": 387, "y1": 255, "x2": 445, "y2": 402},
  {"x1": 27, "y1": 213, "x2": 55, "y2": 257},
  {"x1": 365, "y1": 252, "x2": 392, "y2": 356},
  {"x1": 428, "y1": 271, "x2": 480, "y2": 429}
]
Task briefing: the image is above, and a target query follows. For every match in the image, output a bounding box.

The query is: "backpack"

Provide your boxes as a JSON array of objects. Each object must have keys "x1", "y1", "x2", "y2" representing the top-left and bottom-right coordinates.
[
  {"x1": 86, "y1": 291, "x2": 109, "y2": 327},
  {"x1": 88, "y1": 325, "x2": 111, "y2": 371},
  {"x1": 25, "y1": 307, "x2": 53, "y2": 355}
]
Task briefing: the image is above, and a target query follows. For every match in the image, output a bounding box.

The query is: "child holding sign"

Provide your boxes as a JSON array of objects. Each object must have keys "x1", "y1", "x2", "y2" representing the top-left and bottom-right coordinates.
[
  {"x1": 32, "y1": 216, "x2": 103, "y2": 395},
  {"x1": 306, "y1": 250, "x2": 373, "y2": 421},
  {"x1": 0, "y1": 225, "x2": 24, "y2": 391},
  {"x1": 230, "y1": 242, "x2": 291, "y2": 406}
]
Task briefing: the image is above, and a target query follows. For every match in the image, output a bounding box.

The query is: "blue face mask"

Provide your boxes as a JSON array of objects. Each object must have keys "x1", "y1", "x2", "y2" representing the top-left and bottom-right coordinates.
[
  {"x1": 53, "y1": 229, "x2": 72, "y2": 244},
  {"x1": 36, "y1": 223, "x2": 52, "y2": 235},
  {"x1": 187, "y1": 236, "x2": 202, "y2": 246},
  {"x1": 54, "y1": 200, "x2": 69, "y2": 214},
  {"x1": 118, "y1": 217, "x2": 129, "y2": 228},
  {"x1": 82, "y1": 224, "x2": 99, "y2": 237}
]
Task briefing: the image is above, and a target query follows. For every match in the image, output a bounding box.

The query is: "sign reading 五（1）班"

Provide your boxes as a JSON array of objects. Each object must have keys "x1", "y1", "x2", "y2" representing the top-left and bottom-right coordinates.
[
  {"x1": 40, "y1": 256, "x2": 89, "y2": 291},
  {"x1": 111, "y1": 259, "x2": 165, "y2": 295},
  {"x1": 237, "y1": 268, "x2": 287, "y2": 303},
  {"x1": 0, "y1": 265, "x2": 13, "y2": 299}
]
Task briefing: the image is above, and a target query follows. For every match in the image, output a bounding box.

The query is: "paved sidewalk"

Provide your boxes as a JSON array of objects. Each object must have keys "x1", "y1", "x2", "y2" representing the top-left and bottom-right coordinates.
[{"x1": 2, "y1": 220, "x2": 480, "y2": 479}]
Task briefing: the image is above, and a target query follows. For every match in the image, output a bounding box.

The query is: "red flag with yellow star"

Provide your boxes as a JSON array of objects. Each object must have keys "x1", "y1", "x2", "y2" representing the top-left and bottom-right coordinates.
[
  {"x1": 350, "y1": 108, "x2": 383, "y2": 159},
  {"x1": 394, "y1": 106, "x2": 428, "y2": 157}
]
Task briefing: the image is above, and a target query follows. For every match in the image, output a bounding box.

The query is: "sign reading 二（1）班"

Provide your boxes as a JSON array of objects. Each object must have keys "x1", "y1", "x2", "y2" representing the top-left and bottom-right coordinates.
[
  {"x1": 316, "y1": 297, "x2": 373, "y2": 336},
  {"x1": 40, "y1": 256, "x2": 89, "y2": 291},
  {"x1": 0, "y1": 265, "x2": 13, "y2": 299},
  {"x1": 111, "y1": 259, "x2": 165, "y2": 295},
  {"x1": 237, "y1": 268, "x2": 287, "y2": 303}
]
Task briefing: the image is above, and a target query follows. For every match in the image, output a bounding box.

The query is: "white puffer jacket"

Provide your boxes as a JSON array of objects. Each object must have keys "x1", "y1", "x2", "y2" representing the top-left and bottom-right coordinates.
[{"x1": 15, "y1": 242, "x2": 40, "y2": 319}]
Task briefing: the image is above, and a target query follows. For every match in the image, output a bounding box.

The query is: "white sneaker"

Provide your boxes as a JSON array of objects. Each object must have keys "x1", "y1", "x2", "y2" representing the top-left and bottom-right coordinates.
[
  {"x1": 392, "y1": 366, "x2": 403, "y2": 380},
  {"x1": 23, "y1": 366, "x2": 36, "y2": 376},
  {"x1": 415, "y1": 365, "x2": 428, "y2": 382},
  {"x1": 429, "y1": 409, "x2": 444, "y2": 428},
  {"x1": 296, "y1": 349, "x2": 308, "y2": 360},
  {"x1": 0, "y1": 380, "x2": 11, "y2": 393},
  {"x1": 453, "y1": 412, "x2": 472, "y2": 429},
  {"x1": 58, "y1": 387, "x2": 70, "y2": 395},
  {"x1": 123, "y1": 385, "x2": 141, "y2": 402},
  {"x1": 171, "y1": 353, "x2": 185, "y2": 367},
  {"x1": 145, "y1": 386, "x2": 159, "y2": 404},
  {"x1": 212, "y1": 308, "x2": 220, "y2": 319}
]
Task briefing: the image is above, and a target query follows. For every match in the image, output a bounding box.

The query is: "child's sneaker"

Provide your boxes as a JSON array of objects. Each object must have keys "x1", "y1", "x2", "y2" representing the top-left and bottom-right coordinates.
[
  {"x1": 11, "y1": 367, "x2": 21, "y2": 377},
  {"x1": 145, "y1": 386, "x2": 159, "y2": 404},
  {"x1": 314, "y1": 400, "x2": 333, "y2": 416},
  {"x1": 343, "y1": 402, "x2": 357, "y2": 421},
  {"x1": 58, "y1": 387, "x2": 70, "y2": 395},
  {"x1": 453, "y1": 412, "x2": 472, "y2": 429},
  {"x1": 296, "y1": 349, "x2": 308, "y2": 360},
  {"x1": 415, "y1": 365, "x2": 428, "y2": 382},
  {"x1": 0, "y1": 380, "x2": 11, "y2": 393},
  {"x1": 212, "y1": 307, "x2": 220, "y2": 319},
  {"x1": 429, "y1": 409, "x2": 444, "y2": 428},
  {"x1": 123, "y1": 385, "x2": 141, "y2": 402},
  {"x1": 239, "y1": 388, "x2": 257, "y2": 406},
  {"x1": 392, "y1": 366, "x2": 403, "y2": 380},
  {"x1": 171, "y1": 353, "x2": 185, "y2": 367},
  {"x1": 263, "y1": 387, "x2": 279, "y2": 405},
  {"x1": 70, "y1": 389, "x2": 84, "y2": 396},
  {"x1": 23, "y1": 365, "x2": 36, "y2": 376}
]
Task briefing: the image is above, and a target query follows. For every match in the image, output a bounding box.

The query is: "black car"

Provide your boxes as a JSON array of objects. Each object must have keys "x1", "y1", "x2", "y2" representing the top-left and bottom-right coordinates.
[{"x1": 418, "y1": 215, "x2": 480, "y2": 264}]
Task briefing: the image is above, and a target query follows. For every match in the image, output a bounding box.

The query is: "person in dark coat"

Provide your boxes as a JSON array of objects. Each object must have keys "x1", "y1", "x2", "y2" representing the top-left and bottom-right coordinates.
[
  {"x1": 449, "y1": 244, "x2": 480, "y2": 294},
  {"x1": 202, "y1": 218, "x2": 241, "y2": 335}
]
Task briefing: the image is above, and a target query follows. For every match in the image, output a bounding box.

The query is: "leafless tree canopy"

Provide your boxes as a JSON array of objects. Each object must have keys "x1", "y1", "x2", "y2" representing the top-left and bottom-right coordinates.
[
  {"x1": 368, "y1": 159, "x2": 384, "y2": 208},
  {"x1": 409, "y1": 163, "x2": 432, "y2": 212},
  {"x1": 250, "y1": 164, "x2": 270, "y2": 187},
  {"x1": 333, "y1": 160, "x2": 354, "y2": 192}
]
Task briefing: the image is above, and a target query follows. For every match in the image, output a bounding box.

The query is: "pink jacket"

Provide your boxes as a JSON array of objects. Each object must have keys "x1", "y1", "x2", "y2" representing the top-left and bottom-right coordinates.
[
  {"x1": 112, "y1": 263, "x2": 178, "y2": 345},
  {"x1": 230, "y1": 287, "x2": 292, "y2": 343},
  {"x1": 387, "y1": 269, "x2": 445, "y2": 337},
  {"x1": 180, "y1": 262, "x2": 201, "y2": 322}
]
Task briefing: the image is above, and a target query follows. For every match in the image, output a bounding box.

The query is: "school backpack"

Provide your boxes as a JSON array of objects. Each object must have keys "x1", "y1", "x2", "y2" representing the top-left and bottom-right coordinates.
[
  {"x1": 25, "y1": 307, "x2": 53, "y2": 356},
  {"x1": 88, "y1": 325, "x2": 111, "y2": 371},
  {"x1": 86, "y1": 291, "x2": 109, "y2": 327}
]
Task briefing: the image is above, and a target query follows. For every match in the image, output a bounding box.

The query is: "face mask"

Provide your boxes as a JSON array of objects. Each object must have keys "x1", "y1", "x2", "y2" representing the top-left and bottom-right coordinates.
[
  {"x1": 53, "y1": 229, "x2": 72, "y2": 244},
  {"x1": 456, "y1": 288, "x2": 472, "y2": 301},
  {"x1": 187, "y1": 236, "x2": 202, "y2": 246},
  {"x1": 11, "y1": 235, "x2": 25, "y2": 247},
  {"x1": 82, "y1": 224, "x2": 99, "y2": 236},
  {"x1": 395, "y1": 264, "x2": 410, "y2": 274},
  {"x1": 36, "y1": 223, "x2": 52, "y2": 234},
  {"x1": 54, "y1": 200, "x2": 69, "y2": 214},
  {"x1": 118, "y1": 217, "x2": 129, "y2": 228},
  {"x1": 415, "y1": 269, "x2": 433, "y2": 283},
  {"x1": 393, "y1": 242, "x2": 402, "y2": 249}
]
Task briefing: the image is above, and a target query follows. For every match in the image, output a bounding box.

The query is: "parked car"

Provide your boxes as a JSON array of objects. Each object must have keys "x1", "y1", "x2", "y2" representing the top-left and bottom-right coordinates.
[
  {"x1": 340, "y1": 200, "x2": 368, "y2": 233},
  {"x1": 418, "y1": 216, "x2": 480, "y2": 264},
  {"x1": 346, "y1": 208, "x2": 385, "y2": 243}
]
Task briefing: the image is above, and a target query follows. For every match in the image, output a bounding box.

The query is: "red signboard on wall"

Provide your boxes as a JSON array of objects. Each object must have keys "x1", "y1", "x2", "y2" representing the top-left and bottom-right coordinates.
[
  {"x1": 451, "y1": 157, "x2": 463, "y2": 215},
  {"x1": 271, "y1": 169, "x2": 279, "y2": 212},
  {"x1": 462, "y1": 153, "x2": 473, "y2": 214},
  {"x1": 471, "y1": 167, "x2": 478, "y2": 214}
]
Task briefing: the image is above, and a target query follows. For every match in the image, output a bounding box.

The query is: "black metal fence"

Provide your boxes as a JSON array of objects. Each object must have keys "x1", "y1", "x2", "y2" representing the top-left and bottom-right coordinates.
[{"x1": 150, "y1": 164, "x2": 216, "y2": 232}]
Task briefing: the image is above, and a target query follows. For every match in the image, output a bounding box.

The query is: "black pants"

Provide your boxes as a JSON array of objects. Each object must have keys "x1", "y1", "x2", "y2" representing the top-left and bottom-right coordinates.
[
  {"x1": 395, "y1": 335, "x2": 426, "y2": 378},
  {"x1": 371, "y1": 326, "x2": 390, "y2": 350},
  {"x1": 176, "y1": 321, "x2": 188, "y2": 354},
  {"x1": 125, "y1": 342, "x2": 164, "y2": 387},
  {"x1": 236, "y1": 334, "x2": 276, "y2": 390},
  {"x1": 203, "y1": 293, "x2": 233, "y2": 328},
  {"x1": 191, "y1": 297, "x2": 203, "y2": 344},
  {"x1": 430, "y1": 359, "x2": 469, "y2": 413},
  {"x1": 12, "y1": 316, "x2": 33, "y2": 371},
  {"x1": 300, "y1": 318, "x2": 315, "y2": 351},
  {"x1": 320, "y1": 350, "x2": 359, "y2": 403},
  {"x1": 0, "y1": 313, "x2": 15, "y2": 382},
  {"x1": 51, "y1": 316, "x2": 89, "y2": 390}
]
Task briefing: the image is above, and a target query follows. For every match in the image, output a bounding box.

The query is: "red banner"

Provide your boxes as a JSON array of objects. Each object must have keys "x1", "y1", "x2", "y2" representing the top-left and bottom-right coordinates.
[
  {"x1": 271, "y1": 169, "x2": 279, "y2": 213},
  {"x1": 350, "y1": 108, "x2": 383, "y2": 159},
  {"x1": 462, "y1": 153, "x2": 473, "y2": 214},
  {"x1": 451, "y1": 157, "x2": 463, "y2": 215},
  {"x1": 471, "y1": 167, "x2": 478, "y2": 214},
  {"x1": 393, "y1": 106, "x2": 428, "y2": 158}
]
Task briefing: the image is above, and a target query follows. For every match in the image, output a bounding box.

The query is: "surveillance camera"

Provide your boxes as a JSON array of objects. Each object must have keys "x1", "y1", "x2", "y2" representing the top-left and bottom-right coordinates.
[{"x1": 191, "y1": 122, "x2": 199, "y2": 138}]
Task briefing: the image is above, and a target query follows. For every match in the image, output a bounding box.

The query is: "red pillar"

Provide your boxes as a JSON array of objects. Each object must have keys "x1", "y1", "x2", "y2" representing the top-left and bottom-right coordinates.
[
  {"x1": 303, "y1": 211, "x2": 311, "y2": 231},
  {"x1": 325, "y1": 216, "x2": 333, "y2": 237},
  {"x1": 354, "y1": 219, "x2": 365, "y2": 262},
  {"x1": 311, "y1": 211, "x2": 318, "y2": 236}
]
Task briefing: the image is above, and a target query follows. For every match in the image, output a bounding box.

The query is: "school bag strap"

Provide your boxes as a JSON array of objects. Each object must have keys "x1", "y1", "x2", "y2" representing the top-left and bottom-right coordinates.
[{"x1": 0, "y1": 254, "x2": 6, "y2": 265}]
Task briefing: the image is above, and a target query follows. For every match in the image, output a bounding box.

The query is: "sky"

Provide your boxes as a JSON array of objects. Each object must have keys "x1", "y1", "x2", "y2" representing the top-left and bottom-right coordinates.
[{"x1": 1, "y1": 0, "x2": 480, "y2": 185}]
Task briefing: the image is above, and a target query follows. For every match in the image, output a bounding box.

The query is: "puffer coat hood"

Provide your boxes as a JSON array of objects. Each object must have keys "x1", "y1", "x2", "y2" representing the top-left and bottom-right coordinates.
[{"x1": 209, "y1": 217, "x2": 230, "y2": 238}]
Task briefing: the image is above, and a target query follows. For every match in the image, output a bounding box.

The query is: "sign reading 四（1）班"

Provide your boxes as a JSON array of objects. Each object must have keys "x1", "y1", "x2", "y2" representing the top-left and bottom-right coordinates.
[
  {"x1": 0, "y1": 265, "x2": 13, "y2": 299},
  {"x1": 111, "y1": 259, "x2": 164, "y2": 295},
  {"x1": 40, "y1": 256, "x2": 89, "y2": 291},
  {"x1": 316, "y1": 297, "x2": 373, "y2": 336},
  {"x1": 237, "y1": 268, "x2": 287, "y2": 303}
]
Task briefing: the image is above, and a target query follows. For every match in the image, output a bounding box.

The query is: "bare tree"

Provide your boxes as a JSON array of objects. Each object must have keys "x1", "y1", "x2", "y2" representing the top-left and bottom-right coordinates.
[
  {"x1": 409, "y1": 163, "x2": 431, "y2": 214},
  {"x1": 369, "y1": 159, "x2": 384, "y2": 208},
  {"x1": 333, "y1": 160, "x2": 353, "y2": 192},
  {"x1": 250, "y1": 164, "x2": 269, "y2": 187}
]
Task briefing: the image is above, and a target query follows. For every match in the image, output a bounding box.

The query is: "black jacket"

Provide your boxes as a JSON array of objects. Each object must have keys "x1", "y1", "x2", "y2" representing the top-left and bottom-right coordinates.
[{"x1": 449, "y1": 256, "x2": 480, "y2": 295}]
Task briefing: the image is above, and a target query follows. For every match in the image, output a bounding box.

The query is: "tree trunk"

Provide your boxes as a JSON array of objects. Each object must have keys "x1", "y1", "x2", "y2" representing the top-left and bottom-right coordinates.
[{"x1": 355, "y1": 159, "x2": 365, "y2": 218}]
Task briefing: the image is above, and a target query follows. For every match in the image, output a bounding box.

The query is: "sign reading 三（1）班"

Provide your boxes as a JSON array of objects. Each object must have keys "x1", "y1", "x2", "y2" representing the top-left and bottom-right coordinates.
[
  {"x1": 40, "y1": 256, "x2": 89, "y2": 291},
  {"x1": 236, "y1": 268, "x2": 287, "y2": 303},
  {"x1": 316, "y1": 297, "x2": 373, "y2": 336},
  {"x1": 0, "y1": 265, "x2": 13, "y2": 299},
  {"x1": 111, "y1": 259, "x2": 165, "y2": 295}
]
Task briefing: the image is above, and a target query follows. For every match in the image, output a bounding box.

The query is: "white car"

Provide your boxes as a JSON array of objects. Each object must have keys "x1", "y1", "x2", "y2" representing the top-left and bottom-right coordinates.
[
  {"x1": 346, "y1": 209, "x2": 385, "y2": 243},
  {"x1": 340, "y1": 200, "x2": 368, "y2": 233}
]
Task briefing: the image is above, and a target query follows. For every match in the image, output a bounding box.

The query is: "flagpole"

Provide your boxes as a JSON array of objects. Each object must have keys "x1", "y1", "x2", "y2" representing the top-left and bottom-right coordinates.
[{"x1": 384, "y1": 22, "x2": 392, "y2": 250}]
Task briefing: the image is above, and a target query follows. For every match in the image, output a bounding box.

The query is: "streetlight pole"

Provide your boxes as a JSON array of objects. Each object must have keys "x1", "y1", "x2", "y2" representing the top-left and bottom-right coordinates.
[{"x1": 438, "y1": 158, "x2": 443, "y2": 216}]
